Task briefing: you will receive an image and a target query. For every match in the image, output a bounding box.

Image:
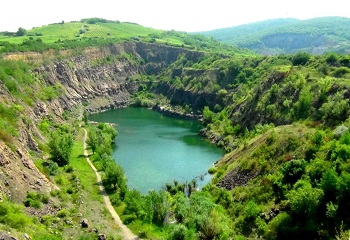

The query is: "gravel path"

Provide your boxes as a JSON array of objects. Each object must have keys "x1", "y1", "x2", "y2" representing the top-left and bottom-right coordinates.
[{"x1": 83, "y1": 129, "x2": 139, "y2": 240}]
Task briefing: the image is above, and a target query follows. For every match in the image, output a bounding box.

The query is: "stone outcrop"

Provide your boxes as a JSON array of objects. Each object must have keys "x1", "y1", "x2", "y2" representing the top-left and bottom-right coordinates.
[
  {"x1": 217, "y1": 167, "x2": 259, "y2": 190},
  {"x1": 0, "y1": 141, "x2": 53, "y2": 202}
]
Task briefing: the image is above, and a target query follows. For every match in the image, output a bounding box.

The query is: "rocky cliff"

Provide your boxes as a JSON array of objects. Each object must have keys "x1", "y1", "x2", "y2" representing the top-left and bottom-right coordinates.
[
  {"x1": 33, "y1": 41, "x2": 206, "y2": 114},
  {"x1": 0, "y1": 41, "x2": 206, "y2": 202}
]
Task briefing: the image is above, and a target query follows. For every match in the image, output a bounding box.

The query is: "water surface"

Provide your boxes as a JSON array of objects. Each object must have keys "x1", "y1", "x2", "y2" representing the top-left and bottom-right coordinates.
[{"x1": 89, "y1": 107, "x2": 223, "y2": 194}]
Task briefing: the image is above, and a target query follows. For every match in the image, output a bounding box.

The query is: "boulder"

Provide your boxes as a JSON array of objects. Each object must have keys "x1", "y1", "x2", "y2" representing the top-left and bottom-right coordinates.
[
  {"x1": 98, "y1": 234, "x2": 106, "y2": 240},
  {"x1": 81, "y1": 218, "x2": 89, "y2": 228}
]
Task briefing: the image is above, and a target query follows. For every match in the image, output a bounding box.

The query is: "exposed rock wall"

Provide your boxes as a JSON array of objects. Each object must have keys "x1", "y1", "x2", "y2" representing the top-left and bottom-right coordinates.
[
  {"x1": 0, "y1": 141, "x2": 53, "y2": 202},
  {"x1": 0, "y1": 41, "x2": 207, "y2": 202},
  {"x1": 34, "y1": 41, "x2": 205, "y2": 115}
]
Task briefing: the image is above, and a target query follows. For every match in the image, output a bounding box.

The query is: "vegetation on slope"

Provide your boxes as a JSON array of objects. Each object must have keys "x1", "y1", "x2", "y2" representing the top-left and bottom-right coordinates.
[
  {"x1": 198, "y1": 17, "x2": 350, "y2": 54},
  {"x1": 120, "y1": 49, "x2": 350, "y2": 238},
  {"x1": 2, "y1": 17, "x2": 350, "y2": 239},
  {"x1": 0, "y1": 17, "x2": 248, "y2": 55}
]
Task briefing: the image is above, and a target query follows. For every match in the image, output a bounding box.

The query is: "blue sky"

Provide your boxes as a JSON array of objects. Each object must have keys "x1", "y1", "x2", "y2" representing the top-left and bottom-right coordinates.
[{"x1": 1, "y1": 0, "x2": 349, "y2": 32}]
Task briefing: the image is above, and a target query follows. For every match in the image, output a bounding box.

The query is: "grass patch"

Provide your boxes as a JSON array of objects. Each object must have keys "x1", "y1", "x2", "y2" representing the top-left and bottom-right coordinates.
[{"x1": 69, "y1": 129, "x2": 102, "y2": 201}]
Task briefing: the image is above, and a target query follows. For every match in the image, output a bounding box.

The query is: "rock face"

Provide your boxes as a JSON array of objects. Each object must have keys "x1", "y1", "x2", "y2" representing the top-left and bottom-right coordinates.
[
  {"x1": 154, "y1": 68, "x2": 221, "y2": 112},
  {"x1": 34, "y1": 42, "x2": 205, "y2": 114},
  {"x1": 217, "y1": 167, "x2": 259, "y2": 190},
  {"x1": 0, "y1": 41, "x2": 206, "y2": 203}
]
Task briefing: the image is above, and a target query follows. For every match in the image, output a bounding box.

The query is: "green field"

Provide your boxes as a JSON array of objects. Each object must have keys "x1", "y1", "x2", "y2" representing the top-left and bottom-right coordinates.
[{"x1": 0, "y1": 20, "x2": 162, "y2": 44}]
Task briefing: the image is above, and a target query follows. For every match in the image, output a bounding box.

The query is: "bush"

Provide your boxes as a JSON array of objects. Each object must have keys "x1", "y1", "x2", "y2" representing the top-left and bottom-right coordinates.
[
  {"x1": 169, "y1": 224, "x2": 187, "y2": 240},
  {"x1": 208, "y1": 167, "x2": 217, "y2": 174},
  {"x1": 333, "y1": 67, "x2": 350, "y2": 78},
  {"x1": 245, "y1": 201, "x2": 260, "y2": 219},
  {"x1": 48, "y1": 129, "x2": 73, "y2": 166},
  {"x1": 24, "y1": 191, "x2": 50, "y2": 208},
  {"x1": 287, "y1": 180, "x2": 324, "y2": 217},
  {"x1": 280, "y1": 159, "x2": 307, "y2": 185},
  {"x1": 65, "y1": 165, "x2": 74, "y2": 173},
  {"x1": 43, "y1": 161, "x2": 58, "y2": 176},
  {"x1": 41, "y1": 194, "x2": 50, "y2": 204},
  {"x1": 57, "y1": 209, "x2": 68, "y2": 218},
  {"x1": 292, "y1": 52, "x2": 311, "y2": 65},
  {"x1": 0, "y1": 201, "x2": 32, "y2": 229}
]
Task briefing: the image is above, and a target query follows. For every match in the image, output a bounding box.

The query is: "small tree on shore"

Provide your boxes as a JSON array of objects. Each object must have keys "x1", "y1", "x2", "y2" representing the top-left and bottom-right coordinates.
[
  {"x1": 86, "y1": 128, "x2": 101, "y2": 154},
  {"x1": 104, "y1": 161, "x2": 127, "y2": 194}
]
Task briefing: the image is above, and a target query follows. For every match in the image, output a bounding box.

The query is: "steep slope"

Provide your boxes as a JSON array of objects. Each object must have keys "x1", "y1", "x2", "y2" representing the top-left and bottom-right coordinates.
[
  {"x1": 198, "y1": 17, "x2": 350, "y2": 54},
  {"x1": 2, "y1": 19, "x2": 350, "y2": 239},
  {"x1": 0, "y1": 41, "x2": 205, "y2": 203},
  {"x1": 0, "y1": 40, "x2": 211, "y2": 239}
]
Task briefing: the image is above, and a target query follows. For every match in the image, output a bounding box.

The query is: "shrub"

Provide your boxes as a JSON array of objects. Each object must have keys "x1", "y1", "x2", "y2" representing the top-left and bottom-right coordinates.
[
  {"x1": 41, "y1": 194, "x2": 50, "y2": 204},
  {"x1": 245, "y1": 201, "x2": 260, "y2": 219},
  {"x1": 24, "y1": 191, "x2": 50, "y2": 208},
  {"x1": 169, "y1": 224, "x2": 187, "y2": 240},
  {"x1": 287, "y1": 180, "x2": 324, "y2": 217},
  {"x1": 65, "y1": 165, "x2": 74, "y2": 173},
  {"x1": 280, "y1": 159, "x2": 307, "y2": 185},
  {"x1": 208, "y1": 167, "x2": 217, "y2": 174},
  {"x1": 48, "y1": 129, "x2": 73, "y2": 166},
  {"x1": 57, "y1": 209, "x2": 68, "y2": 218},
  {"x1": 292, "y1": 52, "x2": 311, "y2": 65},
  {"x1": 0, "y1": 129, "x2": 14, "y2": 144},
  {"x1": 44, "y1": 161, "x2": 58, "y2": 176},
  {"x1": 333, "y1": 67, "x2": 350, "y2": 78},
  {"x1": 0, "y1": 201, "x2": 32, "y2": 230},
  {"x1": 66, "y1": 187, "x2": 74, "y2": 194}
]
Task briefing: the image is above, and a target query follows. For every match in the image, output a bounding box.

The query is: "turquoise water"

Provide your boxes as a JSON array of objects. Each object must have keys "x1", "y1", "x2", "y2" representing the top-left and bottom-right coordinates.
[{"x1": 89, "y1": 107, "x2": 223, "y2": 194}]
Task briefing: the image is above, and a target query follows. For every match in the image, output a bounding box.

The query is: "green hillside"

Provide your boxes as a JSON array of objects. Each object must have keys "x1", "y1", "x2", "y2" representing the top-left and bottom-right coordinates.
[
  {"x1": 0, "y1": 18, "x2": 248, "y2": 55},
  {"x1": 2, "y1": 17, "x2": 350, "y2": 239},
  {"x1": 198, "y1": 17, "x2": 350, "y2": 54},
  {"x1": 0, "y1": 18, "x2": 162, "y2": 43}
]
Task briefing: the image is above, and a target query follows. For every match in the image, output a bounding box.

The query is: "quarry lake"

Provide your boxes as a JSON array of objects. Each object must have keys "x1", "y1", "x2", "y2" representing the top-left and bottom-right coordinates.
[{"x1": 89, "y1": 107, "x2": 223, "y2": 194}]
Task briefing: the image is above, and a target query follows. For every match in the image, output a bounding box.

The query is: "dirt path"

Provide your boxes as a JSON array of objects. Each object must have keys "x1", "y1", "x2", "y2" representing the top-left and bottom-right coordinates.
[{"x1": 83, "y1": 129, "x2": 139, "y2": 240}]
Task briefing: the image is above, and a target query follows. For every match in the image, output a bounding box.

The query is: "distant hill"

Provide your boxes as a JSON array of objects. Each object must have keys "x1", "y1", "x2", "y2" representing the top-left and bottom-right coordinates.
[{"x1": 198, "y1": 17, "x2": 350, "y2": 55}]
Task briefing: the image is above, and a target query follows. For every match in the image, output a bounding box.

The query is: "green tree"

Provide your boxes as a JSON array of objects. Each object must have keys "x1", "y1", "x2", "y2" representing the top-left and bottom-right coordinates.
[
  {"x1": 280, "y1": 159, "x2": 307, "y2": 185},
  {"x1": 202, "y1": 106, "x2": 215, "y2": 123},
  {"x1": 287, "y1": 180, "x2": 324, "y2": 217},
  {"x1": 104, "y1": 161, "x2": 127, "y2": 194},
  {"x1": 48, "y1": 129, "x2": 73, "y2": 166},
  {"x1": 86, "y1": 128, "x2": 101, "y2": 154},
  {"x1": 147, "y1": 190, "x2": 169, "y2": 226},
  {"x1": 293, "y1": 86, "x2": 313, "y2": 119},
  {"x1": 82, "y1": 110, "x2": 88, "y2": 125},
  {"x1": 16, "y1": 27, "x2": 27, "y2": 36},
  {"x1": 125, "y1": 189, "x2": 143, "y2": 217},
  {"x1": 292, "y1": 52, "x2": 311, "y2": 66},
  {"x1": 172, "y1": 192, "x2": 189, "y2": 223}
]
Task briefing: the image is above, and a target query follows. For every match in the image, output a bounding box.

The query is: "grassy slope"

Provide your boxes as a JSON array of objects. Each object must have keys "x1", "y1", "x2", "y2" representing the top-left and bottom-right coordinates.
[
  {"x1": 0, "y1": 19, "x2": 251, "y2": 56},
  {"x1": 60, "y1": 128, "x2": 121, "y2": 239},
  {"x1": 0, "y1": 21, "x2": 162, "y2": 44}
]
